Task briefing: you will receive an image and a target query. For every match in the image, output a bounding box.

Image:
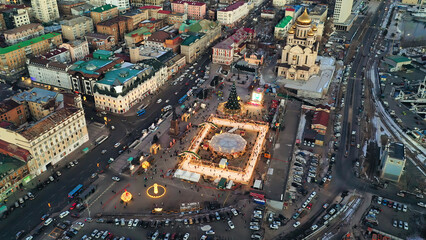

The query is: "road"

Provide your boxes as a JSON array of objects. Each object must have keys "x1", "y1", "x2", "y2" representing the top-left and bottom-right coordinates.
[
  {"x1": 0, "y1": 53, "x2": 212, "y2": 240},
  {"x1": 278, "y1": 1, "x2": 425, "y2": 239}
]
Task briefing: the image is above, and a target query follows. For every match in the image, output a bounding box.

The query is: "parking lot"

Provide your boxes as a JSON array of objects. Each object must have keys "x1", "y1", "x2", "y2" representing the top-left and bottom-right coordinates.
[{"x1": 367, "y1": 196, "x2": 422, "y2": 239}]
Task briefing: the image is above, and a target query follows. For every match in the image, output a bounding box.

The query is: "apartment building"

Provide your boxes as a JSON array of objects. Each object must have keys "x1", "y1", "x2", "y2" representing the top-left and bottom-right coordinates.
[
  {"x1": 13, "y1": 9, "x2": 31, "y2": 27},
  {"x1": 41, "y1": 48, "x2": 72, "y2": 63},
  {"x1": 60, "y1": 40, "x2": 90, "y2": 62},
  {"x1": 93, "y1": 59, "x2": 167, "y2": 114},
  {"x1": 3, "y1": 23, "x2": 45, "y2": 45},
  {"x1": 212, "y1": 28, "x2": 254, "y2": 65},
  {"x1": 171, "y1": 0, "x2": 206, "y2": 20},
  {"x1": 180, "y1": 19, "x2": 221, "y2": 63},
  {"x1": 96, "y1": 16, "x2": 133, "y2": 41},
  {"x1": 27, "y1": 57, "x2": 73, "y2": 90},
  {"x1": 106, "y1": 0, "x2": 130, "y2": 11},
  {"x1": 217, "y1": 1, "x2": 249, "y2": 27},
  {"x1": 0, "y1": 89, "x2": 88, "y2": 176},
  {"x1": 61, "y1": 16, "x2": 94, "y2": 41},
  {"x1": 31, "y1": 0, "x2": 60, "y2": 22},
  {"x1": 274, "y1": 15, "x2": 292, "y2": 40},
  {"x1": 68, "y1": 50, "x2": 124, "y2": 95},
  {"x1": 0, "y1": 33, "x2": 63, "y2": 76},
  {"x1": 90, "y1": 4, "x2": 119, "y2": 24},
  {"x1": 0, "y1": 99, "x2": 28, "y2": 126},
  {"x1": 85, "y1": 33, "x2": 116, "y2": 51},
  {"x1": 129, "y1": 45, "x2": 172, "y2": 63}
]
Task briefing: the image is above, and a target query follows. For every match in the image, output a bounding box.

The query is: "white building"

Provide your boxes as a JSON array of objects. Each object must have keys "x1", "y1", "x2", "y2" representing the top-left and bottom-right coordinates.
[
  {"x1": 14, "y1": 9, "x2": 31, "y2": 27},
  {"x1": 94, "y1": 59, "x2": 167, "y2": 114},
  {"x1": 105, "y1": 0, "x2": 130, "y2": 11},
  {"x1": 217, "y1": 1, "x2": 249, "y2": 27},
  {"x1": 333, "y1": 0, "x2": 353, "y2": 23},
  {"x1": 31, "y1": 0, "x2": 60, "y2": 23},
  {"x1": 1, "y1": 88, "x2": 88, "y2": 176},
  {"x1": 27, "y1": 58, "x2": 73, "y2": 90}
]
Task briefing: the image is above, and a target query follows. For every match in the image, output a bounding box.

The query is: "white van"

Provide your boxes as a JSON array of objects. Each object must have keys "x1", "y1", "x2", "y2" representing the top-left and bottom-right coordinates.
[{"x1": 163, "y1": 105, "x2": 172, "y2": 112}]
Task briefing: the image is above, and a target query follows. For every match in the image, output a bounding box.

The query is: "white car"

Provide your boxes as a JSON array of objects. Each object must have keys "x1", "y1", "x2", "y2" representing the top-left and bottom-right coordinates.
[
  {"x1": 128, "y1": 219, "x2": 133, "y2": 227},
  {"x1": 377, "y1": 196, "x2": 383, "y2": 204},
  {"x1": 269, "y1": 223, "x2": 278, "y2": 229},
  {"x1": 112, "y1": 177, "x2": 120, "y2": 182},
  {"x1": 404, "y1": 222, "x2": 408, "y2": 230},
  {"x1": 228, "y1": 220, "x2": 235, "y2": 229},
  {"x1": 133, "y1": 219, "x2": 139, "y2": 227},
  {"x1": 231, "y1": 208, "x2": 238, "y2": 216},
  {"x1": 44, "y1": 218, "x2": 53, "y2": 226},
  {"x1": 91, "y1": 229, "x2": 99, "y2": 237},
  {"x1": 200, "y1": 236, "x2": 207, "y2": 240},
  {"x1": 165, "y1": 99, "x2": 169, "y2": 103},
  {"x1": 183, "y1": 233, "x2": 190, "y2": 240},
  {"x1": 156, "y1": 99, "x2": 162, "y2": 104},
  {"x1": 101, "y1": 149, "x2": 107, "y2": 154},
  {"x1": 311, "y1": 224, "x2": 318, "y2": 231},
  {"x1": 250, "y1": 225, "x2": 260, "y2": 230},
  {"x1": 293, "y1": 221, "x2": 301, "y2": 228},
  {"x1": 206, "y1": 230, "x2": 215, "y2": 235},
  {"x1": 417, "y1": 202, "x2": 425, "y2": 208},
  {"x1": 403, "y1": 204, "x2": 407, "y2": 212},
  {"x1": 56, "y1": 171, "x2": 61, "y2": 176},
  {"x1": 114, "y1": 143, "x2": 121, "y2": 148},
  {"x1": 59, "y1": 211, "x2": 69, "y2": 218}
]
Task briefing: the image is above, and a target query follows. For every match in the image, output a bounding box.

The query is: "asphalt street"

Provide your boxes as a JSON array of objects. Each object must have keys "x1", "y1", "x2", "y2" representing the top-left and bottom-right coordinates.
[{"x1": 0, "y1": 53, "x2": 212, "y2": 240}]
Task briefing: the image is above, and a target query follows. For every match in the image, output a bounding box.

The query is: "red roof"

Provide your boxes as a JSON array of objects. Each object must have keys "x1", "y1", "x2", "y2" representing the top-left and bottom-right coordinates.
[
  {"x1": 312, "y1": 111, "x2": 329, "y2": 127},
  {"x1": 139, "y1": 6, "x2": 162, "y2": 9},
  {"x1": 0, "y1": 139, "x2": 31, "y2": 162},
  {"x1": 172, "y1": 0, "x2": 205, "y2": 6},
  {"x1": 286, "y1": 8, "x2": 295, "y2": 11},
  {"x1": 158, "y1": 10, "x2": 172, "y2": 14},
  {"x1": 219, "y1": 1, "x2": 245, "y2": 12}
]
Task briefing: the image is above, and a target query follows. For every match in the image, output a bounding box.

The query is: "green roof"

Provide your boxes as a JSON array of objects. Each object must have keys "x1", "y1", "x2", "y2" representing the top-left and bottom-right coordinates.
[
  {"x1": 70, "y1": 58, "x2": 115, "y2": 75},
  {"x1": 386, "y1": 55, "x2": 411, "y2": 63},
  {"x1": 0, "y1": 33, "x2": 61, "y2": 55},
  {"x1": 92, "y1": 4, "x2": 117, "y2": 13},
  {"x1": 276, "y1": 16, "x2": 293, "y2": 29},
  {"x1": 97, "y1": 67, "x2": 145, "y2": 86},
  {"x1": 181, "y1": 35, "x2": 200, "y2": 46},
  {"x1": 125, "y1": 27, "x2": 151, "y2": 37}
]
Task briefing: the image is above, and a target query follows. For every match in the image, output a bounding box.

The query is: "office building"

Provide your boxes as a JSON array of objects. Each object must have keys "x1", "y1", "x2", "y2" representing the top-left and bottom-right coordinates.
[
  {"x1": 27, "y1": 57, "x2": 73, "y2": 90},
  {"x1": 93, "y1": 59, "x2": 167, "y2": 114},
  {"x1": 381, "y1": 142, "x2": 406, "y2": 182},
  {"x1": 96, "y1": 15, "x2": 133, "y2": 41}
]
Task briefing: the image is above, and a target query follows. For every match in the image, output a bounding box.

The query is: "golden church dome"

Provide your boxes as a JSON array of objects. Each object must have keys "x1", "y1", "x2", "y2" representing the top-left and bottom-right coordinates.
[
  {"x1": 296, "y1": 9, "x2": 312, "y2": 25},
  {"x1": 288, "y1": 29, "x2": 295, "y2": 34},
  {"x1": 312, "y1": 26, "x2": 318, "y2": 31},
  {"x1": 307, "y1": 31, "x2": 314, "y2": 36}
]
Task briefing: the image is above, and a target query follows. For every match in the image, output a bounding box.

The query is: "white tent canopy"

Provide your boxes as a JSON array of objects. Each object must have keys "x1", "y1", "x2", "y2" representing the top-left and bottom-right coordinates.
[{"x1": 174, "y1": 169, "x2": 201, "y2": 182}]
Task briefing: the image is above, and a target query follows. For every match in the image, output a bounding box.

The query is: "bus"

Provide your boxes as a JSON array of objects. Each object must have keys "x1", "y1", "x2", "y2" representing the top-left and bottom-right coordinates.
[
  {"x1": 178, "y1": 95, "x2": 188, "y2": 104},
  {"x1": 137, "y1": 109, "x2": 146, "y2": 116},
  {"x1": 68, "y1": 184, "x2": 83, "y2": 199}
]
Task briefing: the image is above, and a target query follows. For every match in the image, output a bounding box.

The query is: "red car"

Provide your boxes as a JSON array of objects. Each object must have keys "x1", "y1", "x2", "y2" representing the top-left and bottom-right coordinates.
[
  {"x1": 307, "y1": 203, "x2": 313, "y2": 210},
  {"x1": 70, "y1": 202, "x2": 77, "y2": 210}
]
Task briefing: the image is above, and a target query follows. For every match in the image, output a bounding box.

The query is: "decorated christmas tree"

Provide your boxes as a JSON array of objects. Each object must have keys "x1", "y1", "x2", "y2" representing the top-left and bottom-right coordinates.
[{"x1": 225, "y1": 81, "x2": 241, "y2": 111}]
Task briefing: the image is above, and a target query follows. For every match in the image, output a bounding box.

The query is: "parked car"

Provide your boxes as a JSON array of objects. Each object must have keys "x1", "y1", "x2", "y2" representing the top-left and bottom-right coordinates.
[
  {"x1": 293, "y1": 221, "x2": 301, "y2": 228},
  {"x1": 112, "y1": 177, "x2": 120, "y2": 182}
]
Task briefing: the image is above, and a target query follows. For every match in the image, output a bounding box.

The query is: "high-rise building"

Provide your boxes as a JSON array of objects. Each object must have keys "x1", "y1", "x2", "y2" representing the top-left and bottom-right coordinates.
[
  {"x1": 333, "y1": 0, "x2": 353, "y2": 23},
  {"x1": 380, "y1": 142, "x2": 406, "y2": 182},
  {"x1": 32, "y1": 0, "x2": 60, "y2": 23}
]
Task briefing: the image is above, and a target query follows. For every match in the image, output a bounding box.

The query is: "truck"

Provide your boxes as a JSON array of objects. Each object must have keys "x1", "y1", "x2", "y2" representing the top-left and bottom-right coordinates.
[{"x1": 351, "y1": 130, "x2": 356, "y2": 146}]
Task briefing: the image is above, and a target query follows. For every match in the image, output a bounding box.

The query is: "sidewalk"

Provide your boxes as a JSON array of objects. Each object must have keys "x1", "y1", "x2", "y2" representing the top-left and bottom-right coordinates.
[{"x1": 3, "y1": 122, "x2": 109, "y2": 207}]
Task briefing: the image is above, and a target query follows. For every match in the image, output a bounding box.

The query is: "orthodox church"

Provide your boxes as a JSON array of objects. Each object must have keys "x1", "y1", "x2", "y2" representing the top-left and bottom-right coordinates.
[{"x1": 277, "y1": 9, "x2": 320, "y2": 81}]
